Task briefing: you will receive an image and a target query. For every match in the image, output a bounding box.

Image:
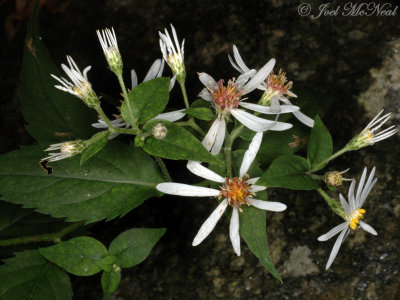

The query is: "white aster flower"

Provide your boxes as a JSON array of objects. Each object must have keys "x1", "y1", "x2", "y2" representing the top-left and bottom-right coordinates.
[
  {"x1": 42, "y1": 140, "x2": 87, "y2": 162},
  {"x1": 159, "y1": 24, "x2": 185, "y2": 80},
  {"x1": 347, "y1": 110, "x2": 398, "y2": 150},
  {"x1": 198, "y1": 64, "x2": 298, "y2": 155},
  {"x1": 97, "y1": 27, "x2": 123, "y2": 74},
  {"x1": 318, "y1": 167, "x2": 378, "y2": 270},
  {"x1": 229, "y1": 45, "x2": 314, "y2": 127},
  {"x1": 156, "y1": 132, "x2": 287, "y2": 256},
  {"x1": 51, "y1": 56, "x2": 99, "y2": 108}
]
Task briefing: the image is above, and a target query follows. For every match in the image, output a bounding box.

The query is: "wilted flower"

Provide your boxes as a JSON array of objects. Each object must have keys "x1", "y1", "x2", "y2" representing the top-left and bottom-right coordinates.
[
  {"x1": 42, "y1": 140, "x2": 87, "y2": 162},
  {"x1": 198, "y1": 65, "x2": 298, "y2": 154},
  {"x1": 229, "y1": 45, "x2": 314, "y2": 127},
  {"x1": 159, "y1": 24, "x2": 185, "y2": 80},
  {"x1": 97, "y1": 27, "x2": 123, "y2": 74},
  {"x1": 324, "y1": 169, "x2": 352, "y2": 187},
  {"x1": 156, "y1": 133, "x2": 287, "y2": 255},
  {"x1": 347, "y1": 110, "x2": 397, "y2": 150},
  {"x1": 51, "y1": 56, "x2": 99, "y2": 108},
  {"x1": 318, "y1": 167, "x2": 378, "y2": 270}
]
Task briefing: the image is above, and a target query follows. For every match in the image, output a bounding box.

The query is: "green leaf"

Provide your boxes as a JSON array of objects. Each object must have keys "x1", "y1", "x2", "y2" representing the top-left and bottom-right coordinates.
[
  {"x1": 307, "y1": 115, "x2": 333, "y2": 169},
  {"x1": 142, "y1": 120, "x2": 220, "y2": 164},
  {"x1": 101, "y1": 271, "x2": 121, "y2": 300},
  {"x1": 0, "y1": 141, "x2": 163, "y2": 224},
  {"x1": 96, "y1": 255, "x2": 117, "y2": 272},
  {"x1": 185, "y1": 107, "x2": 214, "y2": 121},
  {"x1": 257, "y1": 155, "x2": 318, "y2": 190},
  {"x1": 240, "y1": 205, "x2": 281, "y2": 281},
  {"x1": 109, "y1": 228, "x2": 166, "y2": 268},
  {"x1": 121, "y1": 77, "x2": 170, "y2": 126},
  {"x1": 0, "y1": 250, "x2": 73, "y2": 300},
  {"x1": 80, "y1": 131, "x2": 110, "y2": 165},
  {"x1": 0, "y1": 201, "x2": 32, "y2": 232},
  {"x1": 40, "y1": 236, "x2": 108, "y2": 276},
  {"x1": 18, "y1": 1, "x2": 96, "y2": 143}
]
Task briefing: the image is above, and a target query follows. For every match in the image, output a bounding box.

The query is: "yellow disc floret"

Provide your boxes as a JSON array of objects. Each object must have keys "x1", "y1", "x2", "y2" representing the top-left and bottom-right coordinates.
[
  {"x1": 348, "y1": 208, "x2": 366, "y2": 230},
  {"x1": 219, "y1": 177, "x2": 254, "y2": 212}
]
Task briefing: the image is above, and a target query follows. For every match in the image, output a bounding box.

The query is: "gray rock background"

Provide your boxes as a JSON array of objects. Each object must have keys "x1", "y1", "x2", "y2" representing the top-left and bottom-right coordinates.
[{"x1": 1, "y1": 0, "x2": 399, "y2": 299}]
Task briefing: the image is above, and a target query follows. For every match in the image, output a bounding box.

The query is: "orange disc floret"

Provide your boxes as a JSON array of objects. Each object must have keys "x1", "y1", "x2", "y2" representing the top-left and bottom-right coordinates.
[
  {"x1": 210, "y1": 79, "x2": 243, "y2": 111},
  {"x1": 219, "y1": 177, "x2": 253, "y2": 211}
]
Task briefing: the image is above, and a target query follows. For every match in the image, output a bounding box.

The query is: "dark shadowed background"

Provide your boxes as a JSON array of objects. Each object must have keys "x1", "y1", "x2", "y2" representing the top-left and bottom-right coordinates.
[{"x1": 1, "y1": 0, "x2": 399, "y2": 299}]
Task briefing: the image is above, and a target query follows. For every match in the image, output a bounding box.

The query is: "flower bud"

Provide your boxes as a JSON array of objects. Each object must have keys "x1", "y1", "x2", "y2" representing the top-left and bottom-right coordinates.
[{"x1": 97, "y1": 28, "x2": 123, "y2": 75}]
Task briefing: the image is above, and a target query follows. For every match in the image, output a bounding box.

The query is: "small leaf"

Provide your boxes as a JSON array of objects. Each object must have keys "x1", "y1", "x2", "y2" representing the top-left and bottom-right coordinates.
[
  {"x1": 121, "y1": 77, "x2": 170, "y2": 126},
  {"x1": 96, "y1": 255, "x2": 117, "y2": 272},
  {"x1": 80, "y1": 131, "x2": 110, "y2": 165},
  {"x1": 307, "y1": 115, "x2": 333, "y2": 169},
  {"x1": 19, "y1": 1, "x2": 96, "y2": 143},
  {"x1": 185, "y1": 107, "x2": 215, "y2": 121},
  {"x1": 109, "y1": 228, "x2": 166, "y2": 268},
  {"x1": 142, "y1": 120, "x2": 220, "y2": 164},
  {"x1": 0, "y1": 250, "x2": 73, "y2": 300},
  {"x1": 40, "y1": 236, "x2": 108, "y2": 276},
  {"x1": 257, "y1": 155, "x2": 318, "y2": 190},
  {"x1": 240, "y1": 205, "x2": 281, "y2": 281},
  {"x1": 101, "y1": 271, "x2": 121, "y2": 300}
]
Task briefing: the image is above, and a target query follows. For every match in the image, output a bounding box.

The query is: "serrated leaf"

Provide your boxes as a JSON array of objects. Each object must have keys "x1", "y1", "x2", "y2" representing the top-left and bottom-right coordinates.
[
  {"x1": 80, "y1": 131, "x2": 109, "y2": 165},
  {"x1": 109, "y1": 228, "x2": 166, "y2": 268},
  {"x1": 40, "y1": 236, "x2": 108, "y2": 276},
  {"x1": 19, "y1": 1, "x2": 96, "y2": 142},
  {"x1": 0, "y1": 141, "x2": 163, "y2": 224},
  {"x1": 0, "y1": 201, "x2": 32, "y2": 232},
  {"x1": 240, "y1": 205, "x2": 281, "y2": 281},
  {"x1": 185, "y1": 107, "x2": 214, "y2": 121},
  {"x1": 101, "y1": 271, "x2": 121, "y2": 300},
  {"x1": 307, "y1": 115, "x2": 333, "y2": 169},
  {"x1": 0, "y1": 250, "x2": 73, "y2": 300},
  {"x1": 142, "y1": 120, "x2": 220, "y2": 164},
  {"x1": 257, "y1": 155, "x2": 318, "y2": 190},
  {"x1": 121, "y1": 77, "x2": 170, "y2": 126}
]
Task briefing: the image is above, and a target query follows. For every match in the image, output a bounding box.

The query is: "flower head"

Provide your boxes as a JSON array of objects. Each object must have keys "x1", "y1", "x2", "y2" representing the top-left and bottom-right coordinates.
[
  {"x1": 42, "y1": 140, "x2": 87, "y2": 162},
  {"x1": 159, "y1": 24, "x2": 185, "y2": 80},
  {"x1": 324, "y1": 169, "x2": 352, "y2": 187},
  {"x1": 318, "y1": 167, "x2": 378, "y2": 270},
  {"x1": 97, "y1": 27, "x2": 123, "y2": 74},
  {"x1": 152, "y1": 123, "x2": 168, "y2": 139},
  {"x1": 156, "y1": 132, "x2": 287, "y2": 256},
  {"x1": 347, "y1": 110, "x2": 397, "y2": 150},
  {"x1": 228, "y1": 45, "x2": 314, "y2": 127},
  {"x1": 51, "y1": 56, "x2": 99, "y2": 108},
  {"x1": 198, "y1": 67, "x2": 297, "y2": 155}
]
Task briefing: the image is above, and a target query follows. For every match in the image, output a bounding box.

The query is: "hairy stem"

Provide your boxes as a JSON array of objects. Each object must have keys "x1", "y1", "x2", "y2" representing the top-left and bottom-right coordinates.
[
  {"x1": 154, "y1": 156, "x2": 172, "y2": 182},
  {"x1": 308, "y1": 146, "x2": 349, "y2": 173},
  {"x1": 0, "y1": 221, "x2": 84, "y2": 247},
  {"x1": 117, "y1": 72, "x2": 139, "y2": 131}
]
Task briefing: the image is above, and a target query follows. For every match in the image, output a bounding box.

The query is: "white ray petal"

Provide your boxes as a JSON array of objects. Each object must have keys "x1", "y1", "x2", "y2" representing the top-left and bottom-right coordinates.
[
  {"x1": 211, "y1": 117, "x2": 226, "y2": 155},
  {"x1": 232, "y1": 45, "x2": 250, "y2": 72},
  {"x1": 186, "y1": 161, "x2": 225, "y2": 183},
  {"x1": 339, "y1": 194, "x2": 351, "y2": 214},
  {"x1": 156, "y1": 183, "x2": 219, "y2": 197},
  {"x1": 355, "y1": 167, "x2": 367, "y2": 207},
  {"x1": 202, "y1": 117, "x2": 221, "y2": 151},
  {"x1": 236, "y1": 69, "x2": 257, "y2": 88},
  {"x1": 359, "y1": 221, "x2": 377, "y2": 235},
  {"x1": 230, "y1": 207, "x2": 241, "y2": 256},
  {"x1": 251, "y1": 199, "x2": 287, "y2": 211},
  {"x1": 239, "y1": 102, "x2": 299, "y2": 114},
  {"x1": 198, "y1": 88, "x2": 213, "y2": 101},
  {"x1": 293, "y1": 110, "x2": 314, "y2": 127},
  {"x1": 348, "y1": 180, "x2": 356, "y2": 212},
  {"x1": 169, "y1": 75, "x2": 176, "y2": 91},
  {"x1": 231, "y1": 109, "x2": 292, "y2": 132},
  {"x1": 131, "y1": 69, "x2": 138, "y2": 89},
  {"x1": 325, "y1": 227, "x2": 349, "y2": 270},
  {"x1": 357, "y1": 167, "x2": 375, "y2": 208},
  {"x1": 246, "y1": 177, "x2": 259, "y2": 184},
  {"x1": 240, "y1": 132, "x2": 263, "y2": 177},
  {"x1": 243, "y1": 58, "x2": 276, "y2": 94},
  {"x1": 192, "y1": 200, "x2": 229, "y2": 246},
  {"x1": 198, "y1": 72, "x2": 217, "y2": 89},
  {"x1": 143, "y1": 59, "x2": 162, "y2": 82},
  {"x1": 250, "y1": 185, "x2": 267, "y2": 193},
  {"x1": 153, "y1": 109, "x2": 186, "y2": 122},
  {"x1": 317, "y1": 222, "x2": 348, "y2": 242},
  {"x1": 359, "y1": 178, "x2": 377, "y2": 208}
]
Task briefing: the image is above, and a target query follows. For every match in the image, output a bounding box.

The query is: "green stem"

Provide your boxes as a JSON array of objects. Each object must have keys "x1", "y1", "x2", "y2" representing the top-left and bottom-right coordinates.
[
  {"x1": 316, "y1": 188, "x2": 347, "y2": 219},
  {"x1": 117, "y1": 72, "x2": 138, "y2": 130},
  {"x1": 224, "y1": 132, "x2": 233, "y2": 178},
  {"x1": 154, "y1": 156, "x2": 172, "y2": 182},
  {"x1": 308, "y1": 146, "x2": 350, "y2": 173},
  {"x1": 178, "y1": 80, "x2": 190, "y2": 109},
  {"x1": 95, "y1": 107, "x2": 138, "y2": 135},
  {"x1": 0, "y1": 221, "x2": 84, "y2": 247}
]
